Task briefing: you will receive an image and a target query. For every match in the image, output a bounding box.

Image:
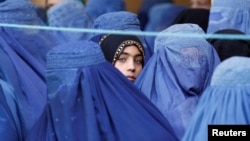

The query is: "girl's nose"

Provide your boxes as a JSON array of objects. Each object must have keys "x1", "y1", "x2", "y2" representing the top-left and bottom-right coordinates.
[{"x1": 127, "y1": 59, "x2": 136, "y2": 72}]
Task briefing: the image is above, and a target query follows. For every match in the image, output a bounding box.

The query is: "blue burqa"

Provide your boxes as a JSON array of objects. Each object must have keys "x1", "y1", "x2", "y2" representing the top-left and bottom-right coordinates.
[
  {"x1": 138, "y1": 0, "x2": 173, "y2": 29},
  {"x1": 0, "y1": 0, "x2": 60, "y2": 138},
  {"x1": 135, "y1": 23, "x2": 221, "y2": 139},
  {"x1": 0, "y1": 79, "x2": 23, "y2": 141},
  {"x1": 207, "y1": 0, "x2": 250, "y2": 34},
  {"x1": 182, "y1": 56, "x2": 250, "y2": 141},
  {"x1": 85, "y1": 0, "x2": 126, "y2": 21},
  {"x1": 47, "y1": 0, "x2": 93, "y2": 41},
  {"x1": 28, "y1": 40, "x2": 179, "y2": 141},
  {"x1": 144, "y1": 3, "x2": 186, "y2": 53}
]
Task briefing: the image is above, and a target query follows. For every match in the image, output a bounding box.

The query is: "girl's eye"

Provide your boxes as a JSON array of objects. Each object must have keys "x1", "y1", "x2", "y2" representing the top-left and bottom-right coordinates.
[
  {"x1": 117, "y1": 58, "x2": 126, "y2": 62},
  {"x1": 135, "y1": 58, "x2": 143, "y2": 65}
]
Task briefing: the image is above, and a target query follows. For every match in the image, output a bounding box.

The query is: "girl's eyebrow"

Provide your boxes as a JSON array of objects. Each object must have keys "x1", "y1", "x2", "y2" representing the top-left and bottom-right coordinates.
[{"x1": 120, "y1": 52, "x2": 142, "y2": 57}]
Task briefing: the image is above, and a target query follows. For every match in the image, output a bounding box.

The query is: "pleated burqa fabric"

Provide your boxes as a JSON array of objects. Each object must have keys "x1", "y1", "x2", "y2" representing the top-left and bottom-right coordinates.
[
  {"x1": 135, "y1": 23, "x2": 221, "y2": 139},
  {"x1": 0, "y1": 0, "x2": 60, "y2": 138},
  {"x1": 0, "y1": 79, "x2": 23, "y2": 141},
  {"x1": 34, "y1": 40, "x2": 179, "y2": 141},
  {"x1": 182, "y1": 56, "x2": 250, "y2": 141},
  {"x1": 47, "y1": 0, "x2": 93, "y2": 41},
  {"x1": 207, "y1": 0, "x2": 250, "y2": 34}
]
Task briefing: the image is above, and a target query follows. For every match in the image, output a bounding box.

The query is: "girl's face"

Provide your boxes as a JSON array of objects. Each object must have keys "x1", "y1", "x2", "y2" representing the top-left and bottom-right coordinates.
[{"x1": 114, "y1": 45, "x2": 143, "y2": 82}]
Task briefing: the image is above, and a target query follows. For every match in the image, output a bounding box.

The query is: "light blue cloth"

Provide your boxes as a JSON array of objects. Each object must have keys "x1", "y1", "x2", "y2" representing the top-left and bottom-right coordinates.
[
  {"x1": 47, "y1": 0, "x2": 92, "y2": 41},
  {"x1": 135, "y1": 23, "x2": 221, "y2": 140},
  {"x1": 91, "y1": 11, "x2": 152, "y2": 64},
  {"x1": 29, "y1": 40, "x2": 179, "y2": 141},
  {"x1": 0, "y1": 0, "x2": 60, "y2": 137},
  {"x1": 207, "y1": 0, "x2": 250, "y2": 34},
  {"x1": 86, "y1": 0, "x2": 126, "y2": 21},
  {"x1": 182, "y1": 56, "x2": 250, "y2": 141},
  {"x1": 211, "y1": 57, "x2": 250, "y2": 86}
]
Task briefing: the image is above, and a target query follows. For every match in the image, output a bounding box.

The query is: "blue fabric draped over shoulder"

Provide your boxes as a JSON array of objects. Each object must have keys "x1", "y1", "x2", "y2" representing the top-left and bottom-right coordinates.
[
  {"x1": 0, "y1": 79, "x2": 23, "y2": 141},
  {"x1": 182, "y1": 56, "x2": 250, "y2": 141},
  {"x1": 36, "y1": 40, "x2": 179, "y2": 141},
  {"x1": 207, "y1": 0, "x2": 250, "y2": 34},
  {"x1": 47, "y1": 0, "x2": 93, "y2": 41},
  {"x1": 0, "y1": 0, "x2": 60, "y2": 137},
  {"x1": 135, "y1": 23, "x2": 221, "y2": 140},
  {"x1": 90, "y1": 11, "x2": 152, "y2": 63}
]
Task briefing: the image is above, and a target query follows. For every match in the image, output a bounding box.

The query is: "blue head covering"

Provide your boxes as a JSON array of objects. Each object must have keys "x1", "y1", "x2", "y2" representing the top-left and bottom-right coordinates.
[
  {"x1": 211, "y1": 56, "x2": 250, "y2": 86},
  {"x1": 145, "y1": 3, "x2": 186, "y2": 32},
  {"x1": 85, "y1": 0, "x2": 126, "y2": 21},
  {"x1": 92, "y1": 11, "x2": 142, "y2": 34},
  {"x1": 0, "y1": 0, "x2": 43, "y2": 24},
  {"x1": 42, "y1": 40, "x2": 179, "y2": 141},
  {"x1": 182, "y1": 56, "x2": 250, "y2": 141},
  {"x1": 91, "y1": 11, "x2": 152, "y2": 64},
  {"x1": 0, "y1": 0, "x2": 60, "y2": 137},
  {"x1": 135, "y1": 23, "x2": 221, "y2": 139},
  {"x1": 0, "y1": 0, "x2": 60, "y2": 65},
  {"x1": 47, "y1": 0, "x2": 93, "y2": 41},
  {"x1": 207, "y1": 0, "x2": 250, "y2": 34},
  {"x1": 144, "y1": 3, "x2": 186, "y2": 54},
  {"x1": 90, "y1": 11, "x2": 142, "y2": 43},
  {"x1": 138, "y1": 0, "x2": 173, "y2": 29}
]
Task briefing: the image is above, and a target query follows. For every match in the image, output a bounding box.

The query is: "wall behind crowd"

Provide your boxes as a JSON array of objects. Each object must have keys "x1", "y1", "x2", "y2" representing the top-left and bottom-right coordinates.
[{"x1": 31, "y1": 0, "x2": 190, "y2": 13}]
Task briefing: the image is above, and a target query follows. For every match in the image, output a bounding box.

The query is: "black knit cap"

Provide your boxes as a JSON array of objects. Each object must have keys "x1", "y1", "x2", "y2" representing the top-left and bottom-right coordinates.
[{"x1": 99, "y1": 34, "x2": 145, "y2": 66}]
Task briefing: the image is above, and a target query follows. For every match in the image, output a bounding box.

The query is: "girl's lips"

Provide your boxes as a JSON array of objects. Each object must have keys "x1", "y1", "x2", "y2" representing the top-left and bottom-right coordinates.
[{"x1": 127, "y1": 76, "x2": 136, "y2": 82}]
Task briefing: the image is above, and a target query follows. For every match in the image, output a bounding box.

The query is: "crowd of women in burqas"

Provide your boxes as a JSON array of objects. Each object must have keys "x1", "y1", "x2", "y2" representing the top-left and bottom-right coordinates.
[{"x1": 0, "y1": 0, "x2": 249, "y2": 141}]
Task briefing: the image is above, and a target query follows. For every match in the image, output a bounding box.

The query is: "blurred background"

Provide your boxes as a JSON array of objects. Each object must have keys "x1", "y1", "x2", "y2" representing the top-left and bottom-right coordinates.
[{"x1": 31, "y1": 0, "x2": 190, "y2": 13}]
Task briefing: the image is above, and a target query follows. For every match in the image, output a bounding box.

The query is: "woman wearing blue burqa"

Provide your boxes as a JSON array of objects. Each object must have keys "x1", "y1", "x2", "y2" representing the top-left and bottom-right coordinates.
[
  {"x1": 90, "y1": 11, "x2": 152, "y2": 63},
  {"x1": 207, "y1": 0, "x2": 250, "y2": 34},
  {"x1": 182, "y1": 56, "x2": 250, "y2": 141},
  {"x1": 0, "y1": 0, "x2": 60, "y2": 139},
  {"x1": 134, "y1": 23, "x2": 220, "y2": 139},
  {"x1": 47, "y1": 0, "x2": 93, "y2": 41},
  {"x1": 85, "y1": 0, "x2": 126, "y2": 22},
  {"x1": 27, "y1": 40, "x2": 179, "y2": 141}
]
